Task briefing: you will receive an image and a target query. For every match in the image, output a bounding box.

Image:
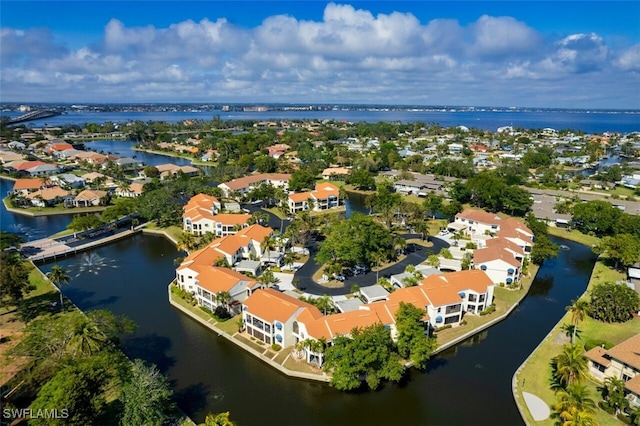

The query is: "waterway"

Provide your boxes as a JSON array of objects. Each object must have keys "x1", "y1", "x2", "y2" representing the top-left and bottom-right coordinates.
[
  {"x1": 2, "y1": 194, "x2": 597, "y2": 425},
  {"x1": 2, "y1": 109, "x2": 639, "y2": 134}
]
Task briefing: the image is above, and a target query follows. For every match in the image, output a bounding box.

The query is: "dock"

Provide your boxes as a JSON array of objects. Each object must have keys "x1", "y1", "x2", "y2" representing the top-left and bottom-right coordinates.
[{"x1": 22, "y1": 228, "x2": 140, "y2": 263}]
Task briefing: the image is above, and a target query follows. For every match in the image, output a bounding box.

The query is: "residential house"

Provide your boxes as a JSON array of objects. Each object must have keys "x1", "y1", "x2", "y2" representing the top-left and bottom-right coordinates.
[
  {"x1": 155, "y1": 164, "x2": 199, "y2": 179},
  {"x1": 266, "y1": 144, "x2": 290, "y2": 159},
  {"x1": 243, "y1": 288, "x2": 321, "y2": 347},
  {"x1": 72, "y1": 189, "x2": 108, "y2": 207},
  {"x1": 287, "y1": 192, "x2": 311, "y2": 214},
  {"x1": 11, "y1": 178, "x2": 46, "y2": 196},
  {"x1": 24, "y1": 163, "x2": 60, "y2": 177},
  {"x1": 114, "y1": 181, "x2": 145, "y2": 198},
  {"x1": 585, "y1": 334, "x2": 640, "y2": 407},
  {"x1": 193, "y1": 266, "x2": 260, "y2": 315},
  {"x1": 451, "y1": 209, "x2": 502, "y2": 236},
  {"x1": 26, "y1": 186, "x2": 70, "y2": 207},
  {"x1": 497, "y1": 218, "x2": 534, "y2": 255},
  {"x1": 51, "y1": 173, "x2": 85, "y2": 189},
  {"x1": 287, "y1": 182, "x2": 341, "y2": 214},
  {"x1": 218, "y1": 173, "x2": 291, "y2": 198},
  {"x1": 321, "y1": 167, "x2": 350, "y2": 181},
  {"x1": 474, "y1": 238, "x2": 524, "y2": 285}
]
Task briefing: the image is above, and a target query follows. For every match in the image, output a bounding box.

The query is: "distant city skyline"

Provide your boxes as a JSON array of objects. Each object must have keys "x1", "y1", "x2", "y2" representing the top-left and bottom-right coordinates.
[{"x1": 1, "y1": 1, "x2": 639, "y2": 109}]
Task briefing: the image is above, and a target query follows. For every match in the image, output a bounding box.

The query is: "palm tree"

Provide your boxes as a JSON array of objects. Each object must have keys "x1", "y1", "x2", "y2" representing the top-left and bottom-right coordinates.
[
  {"x1": 552, "y1": 344, "x2": 588, "y2": 388},
  {"x1": 258, "y1": 269, "x2": 277, "y2": 288},
  {"x1": 393, "y1": 236, "x2": 407, "y2": 255},
  {"x1": 215, "y1": 291, "x2": 232, "y2": 312},
  {"x1": 46, "y1": 264, "x2": 70, "y2": 307},
  {"x1": 261, "y1": 235, "x2": 276, "y2": 265},
  {"x1": 427, "y1": 254, "x2": 440, "y2": 268},
  {"x1": 283, "y1": 251, "x2": 296, "y2": 270},
  {"x1": 628, "y1": 404, "x2": 640, "y2": 426},
  {"x1": 552, "y1": 383, "x2": 596, "y2": 425},
  {"x1": 69, "y1": 317, "x2": 108, "y2": 356},
  {"x1": 560, "y1": 323, "x2": 581, "y2": 344},
  {"x1": 566, "y1": 299, "x2": 590, "y2": 342},
  {"x1": 176, "y1": 232, "x2": 196, "y2": 253},
  {"x1": 315, "y1": 294, "x2": 335, "y2": 316},
  {"x1": 600, "y1": 376, "x2": 629, "y2": 416}
]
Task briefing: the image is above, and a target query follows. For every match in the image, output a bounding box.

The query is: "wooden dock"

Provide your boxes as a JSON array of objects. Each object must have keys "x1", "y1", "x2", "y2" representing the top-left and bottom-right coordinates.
[{"x1": 23, "y1": 229, "x2": 140, "y2": 263}]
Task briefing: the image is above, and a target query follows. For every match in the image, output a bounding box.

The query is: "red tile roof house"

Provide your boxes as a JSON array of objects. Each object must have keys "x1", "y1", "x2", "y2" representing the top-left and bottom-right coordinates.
[
  {"x1": 474, "y1": 238, "x2": 525, "y2": 286},
  {"x1": 287, "y1": 182, "x2": 341, "y2": 214},
  {"x1": 584, "y1": 334, "x2": 640, "y2": 408},
  {"x1": 11, "y1": 178, "x2": 46, "y2": 196},
  {"x1": 182, "y1": 194, "x2": 223, "y2": 235},
  {"x1": 266, "y1": 144, "x2": 290, "y2": 159},
  {"x1": 72, "y1": 189, "x2": 108, "y2": 207},
  {"x1": 176, "y1": 224, "x2": 275, "y2": 294},
  {"x1": 240, "y1": 269, "x2": 495, "y2": 366},
  {"x1": 192, "y1": 266, "x2": 260, "y2": 315},
  {"x1": 26, "y1": 186, "x2": 71, "y2": 207},
  {"x1": 218, "y1": 173, "x2": 291, "y2": 198}
]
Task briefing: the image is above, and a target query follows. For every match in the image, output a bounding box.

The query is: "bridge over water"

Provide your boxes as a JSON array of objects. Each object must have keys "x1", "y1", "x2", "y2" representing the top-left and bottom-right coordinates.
[{"x1": 5, "y1": 109, "x2": 62, "y2": 125}]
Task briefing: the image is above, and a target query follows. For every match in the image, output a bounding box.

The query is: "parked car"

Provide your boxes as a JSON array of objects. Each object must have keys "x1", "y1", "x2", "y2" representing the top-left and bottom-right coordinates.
[
  {"x1": 439, "y1": 229, "x2": 450, "y2": 236},
  {"x1": 334, "y1": 274, "x2": 346, "y2": 282}
]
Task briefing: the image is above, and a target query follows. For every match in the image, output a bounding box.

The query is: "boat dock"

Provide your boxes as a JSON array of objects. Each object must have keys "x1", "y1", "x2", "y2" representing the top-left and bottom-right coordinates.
[{"x1": 22, "y1": 228, "x2": 140, "y2": 263}]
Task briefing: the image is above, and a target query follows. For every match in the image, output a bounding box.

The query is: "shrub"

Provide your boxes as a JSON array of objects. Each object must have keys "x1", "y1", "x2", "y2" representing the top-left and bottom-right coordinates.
[
  {"x1": 214, "y1": 305, "x2": 231, "y2": 320},
  {"x1": 434, "y1": 324, "x2": 452, "y2": 332},
  {"x1": 583, "y1": 339, "x2": 613, "y2": 351},
  {"x1": 200, "y1": 306, "x2": 213, "y2": 315},
  {"x1": 480, "y1": 305, "x2": 496, "y2": 316},
  {"x1": 617, "y1": 412, "x2": 631, "y2": 425},
  {"x1": 271, "y1": 343, "x2": 282, "y2": 351}
]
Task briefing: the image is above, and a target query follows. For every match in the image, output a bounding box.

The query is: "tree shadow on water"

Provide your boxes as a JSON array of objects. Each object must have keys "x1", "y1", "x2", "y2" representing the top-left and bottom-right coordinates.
[
  {"x1": 123, "y1": 333, "x2": 175, "y2": 373},
  {"x1": 173, "y1": 382, "x2": 211, "y2": 415}
]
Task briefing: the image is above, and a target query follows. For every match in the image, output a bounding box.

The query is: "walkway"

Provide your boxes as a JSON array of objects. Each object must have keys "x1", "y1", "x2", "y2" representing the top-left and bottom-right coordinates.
[{"x1": 522, "y1": 392, "x2": 551, "y2": 421}]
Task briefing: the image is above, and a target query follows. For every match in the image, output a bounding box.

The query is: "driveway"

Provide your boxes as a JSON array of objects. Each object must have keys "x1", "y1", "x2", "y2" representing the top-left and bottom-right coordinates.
[{"x1": 293, "y1": 235, "x2": 450, "y2": 296}]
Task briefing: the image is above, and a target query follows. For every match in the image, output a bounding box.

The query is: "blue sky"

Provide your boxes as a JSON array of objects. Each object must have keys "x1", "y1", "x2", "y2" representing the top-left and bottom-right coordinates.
[{"x1": 2, "y1": 1, "x2": 639, "y2": 108}]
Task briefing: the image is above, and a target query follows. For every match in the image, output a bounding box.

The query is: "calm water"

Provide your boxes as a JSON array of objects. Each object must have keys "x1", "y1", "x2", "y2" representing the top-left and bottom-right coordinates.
[
  {"x1": 3, "y1": 109, "x2": 639, "y2": 133},
  {"x1": 1, "y1": 131, "x2": 599, "y2": 425},
  {"x1": 82, "y1": 139, "x2": 194, "y2": 168},
  {"x1": 28, "y1": 229, "x2": 594, "y2": 425}
]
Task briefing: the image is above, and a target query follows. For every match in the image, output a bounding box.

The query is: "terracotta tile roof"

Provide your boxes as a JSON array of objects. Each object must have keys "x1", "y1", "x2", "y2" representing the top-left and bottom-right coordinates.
[
  {"x1": 13, "y1": 178, "x2": 45, "y2": 190},
  {"x1": 474, "y1": 245, "x2": 521, "y2": 267},
  {"x1": 584, "y1": 346, "x2": 611, "y2": 367},
  {"x1": 183, "y1": 193, "x2": 219, "y2": 221},
  {"x1": 74, "y1": 189, "x2": 107, "y2": 201},
  {"x1": 456, "y1": 209, "x2": 502, "y2": 225},
  {"x1": 626, "y1": 374, "x2": 640, "y2": 395},
  {"x1": 81, "y1": 172, "x2": 106, "y2": 182},
  {"x1": 388, "y1": 286, "x2": 432, "y2": 309},
  {"x1": 27, "y1": 186, "x2": 69, "y2": 200},
  {"x1": 13, "y1": 160, "x2": 47, "y2": 171},
  {"x1": 420, "y1": 270, "x2": 493, "y2": 306},
  {"x1": 49, "y1": 143, "x2": 73, "y2": 151},
  {"x1": 306, "y1": 309, "x2": 383, "y2": 340},
  {"x1": 209, "y1": 235, "x2": 244, "y2": 256},
  {"x1": 194, "y1": 266, "x2": 257, "y2": 294},
  {"x1": 606, "y1": 334, "x2": 640, "y2": 371},
  {"x1": 243, "y1": 288, "x2": 316, "y2": 323},
  {"x1": 288, "y1": 192, "x2": 311, "y2": 202},
  {"x1": 210, "y1": 213, "x2": 252, "y2": 226},
  {"x1": 235, "y1": 224, "x2": 273, "y2": 242},
  {"x1": 311, "y1": 182, "x2": 339, "y2": 199},
  {"x1": 322, "y1": 167, "x2": 350, "y2": 176},
  {"x1": 486, "y1": 237, "x2": 525, "y2": 255},
  {"x1": 178, "y1": 246, "x2": 224, "y2": 270},
  {"x1": 497, "y1": 218, "x2": 534, "y2": 241},
  {"x1": 221, "y1": 173, "x2": 291, "y2": 190}
]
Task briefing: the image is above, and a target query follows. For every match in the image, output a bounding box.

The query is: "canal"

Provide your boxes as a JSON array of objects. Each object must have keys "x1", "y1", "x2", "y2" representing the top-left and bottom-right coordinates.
[
  {"x1": 29, "y1": 234, "x2": 594, "y2": 426},
  {"x1": 1, "y1": 179, "x2": 598, "y2": 425}
]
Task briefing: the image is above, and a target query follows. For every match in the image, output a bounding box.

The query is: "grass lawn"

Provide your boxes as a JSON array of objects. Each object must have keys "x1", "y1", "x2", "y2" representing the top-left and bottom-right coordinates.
[
  {"x1": 547, "y1": 227, "x2": 600, "y2": 248},
  {"x1": 514, "y1": 258, "x2": 635, "y2": 426},
  {"x1": 143, "y1": 224, "x2": 183, "y2": 242},
  {"x1": 235, "y1": 334, "x2": 267, "y2": 353},
  {"x1": 273, "y1": 346, "x2": 292, "y2": 364},
  {"x1": 426, "y1": 219, "x2": 448, "y2": 236},
  {"x1": 48, "y1": 228, "x2": 76, "y2": 238},
  {"x1": 216, "y1": 314, "x2": 242, "y2": 335},
  {"x1": 169, "y1": 291, "x2": 211, "y2": 322},
  {"x1": 283, "y1": 356, "x2": 324, "y2": 374},
  {"x1": 262, "y1": 207, "x2": 287, "y2": 220}
]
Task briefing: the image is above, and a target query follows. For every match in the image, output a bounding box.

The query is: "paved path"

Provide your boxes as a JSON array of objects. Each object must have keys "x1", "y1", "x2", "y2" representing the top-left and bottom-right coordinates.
[{"x1": 523, "y1": 392, "x2": 551, "y2": 421}]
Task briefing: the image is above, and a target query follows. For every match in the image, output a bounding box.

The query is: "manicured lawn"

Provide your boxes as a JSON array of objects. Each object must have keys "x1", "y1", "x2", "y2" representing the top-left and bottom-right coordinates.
[
  {"x1": 273, "y1": 346, "x2": 292, "y2": 364},
  {"x1": 262, "y1": 207, "x2": 287, "y2": 220},
  {"x1": 169, "y1": 291, "x2": 211, "y2": 322},
  {"x1": 216, "y1": 314, "x2": 242, "y2": 335},
  {"x1": 547, "y1": 227, "x2": 600, "y2": 248},
  {"x1": 514, "y1": 258, "x2": 634, "y2": 426},
  {"x1": 235, "y1": 334, "x2": 267, "y2": 353},
  {"x1": 143, "y1": 224, "x2": 183, "y2": 241},
  {"x1": 283, "y1": 356, "x2": 324, "y2": 374}
]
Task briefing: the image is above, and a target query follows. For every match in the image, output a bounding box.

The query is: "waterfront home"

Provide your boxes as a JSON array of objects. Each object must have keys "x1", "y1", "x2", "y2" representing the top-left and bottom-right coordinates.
[
  {"x1": 44, "y1": 142, "x2": 73, "y2": 155},
  {"x1": 114, "y1": 182, "x2": 145, "y2": 198},
  {"x1": 474, "y1": 238, "x2": 524, "y2": 285},
  {"x1": 74, "y1": 151, "x2": 108, "y2": 165},
  {"x1": 26, "y1": 186, "x2": 70, "y2": 207},
  {"x1": 50, "y1": 173, "x2": 85, "y2": 189},
  {"x1": 24, "y1": 163, "x2": 60, "y2": 177},
  {"x1": 496, "y1": 218, "x2": 534, "y2": 255},
  {"x1": 243, "y1": 288, "x2": 322, "y2": 348},
  {"x1": 266, "y1": 144, "x2": 290, "y2": 158},
  {"x1": 451, "y1": 209, "x2": 502, "y2": 236},
  {"x1": 176, "y1": 224, "x2": 275, "y2": 293},
  {"x1": 71, "y1": 189, "x2": 108, "y2": 207},
  {"x1": 10, "y1": 178, "x2": 46, "y2": 196},
  {"x1": 184, "y1": 211, "x2": 251, "y2": 237},
  {"x1": 154, "y1": 164, "x2": 199, "y2": 179},
  {"x1": 584, "y1": 334, "x2": 640, "y2": 407},
  {"x1": 287, "y1": 182, "x2": 341, "y2": 214},
  {"x1": 218, "y1": 173, "x2": 291, "y2": 198},
  {"x1": 193, "y1": 266, "x2": 260, "y2": 314}
]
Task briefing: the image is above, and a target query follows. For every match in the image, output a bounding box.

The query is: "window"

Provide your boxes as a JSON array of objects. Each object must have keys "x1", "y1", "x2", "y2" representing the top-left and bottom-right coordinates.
[
  {"x1": 592, "y1": 362, "x2": 606, "y2": 373},
  {"x1": 468, "y1": 294, "x2": 477, "y2": 302},
  {"x1": 623, "y1": 374, "x2": 632, "y2": 382},
  {"x1": 293, "y1": 321, "x2": 299, "y2": 334},
  {"x1": 444, "y1": 315, "x2": 459, "y2": 324},
  {"x1": 445, "y1": 304, "x2": 461, "y2": 314},
  {"x1": 479, "y1": 294, "x2": 486, "y2": 303}
]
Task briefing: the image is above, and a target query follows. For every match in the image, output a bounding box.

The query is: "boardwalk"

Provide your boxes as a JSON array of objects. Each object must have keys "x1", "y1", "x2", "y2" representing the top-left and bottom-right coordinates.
[{"x1": 23, "y1": 228, "x2": 139, "y2": 262}]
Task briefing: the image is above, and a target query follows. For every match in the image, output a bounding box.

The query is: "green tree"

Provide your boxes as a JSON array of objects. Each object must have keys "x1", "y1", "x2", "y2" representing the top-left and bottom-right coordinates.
[
  {"x1": 422, "y1": 193, "x2": 444, "y2": 219},
  {"x1": 346, "y1": 168, "x2": 376, "y2": 190},
  {"x1": 0, "y1": 231, "x2": 24, "y2": 250},
  {"x1": 120, "y1": 359, "x2": 175, "y2": 426},
  {"x1": 571, "y1": 200, "x2": 622, "y2": 237},
  {"x1": 565, "y1": 299, "x2": 590, "y2": 343},
  {"x1": 254, "y1": 155, "x2": 278, "y2": 173},
  {"x1": 46, "y1": 264, "x2": 71, "y2": 307},
  {"x1": 589, "y1": 281, "x2": 640, "y2": 323},
  {"x1": 323, "y1": 324, "x2": 405, "y2": 391},
  {"x1": 0, "y1": 252, "x2": 33, "y2": 305},
  {"x1": 176, "y1": 232, "x2": 197, "y2": 253},
  {"x1": 394, "y1": 302, "x2": 436, "y2": 369},
  {"x1": 258, "y1": 269, "x2": 277, "y2": 288},
  {"x1": 288, "y1": 168, "x2": 317, "y2": 192},
  {"x1": 594, "y1": 233, "x2": 640, "y2": 269},
  {"x1": 552, "y1": 383, "x2": 596, "y2": 425},
  {"x1": 30, "y1": 361, "x2": 108, "y2": 426},
  {"x1": 600, "y1": 376, "x2": 629, "y2": 416},
  {"x1": 371, "y1": 181, "x2": 402, "y2": 228},
  {"x1": 315, "y1": 294, "x2": 335, "y2": 316},
  {"x1": 200, "y1": 412, "x2": 237, "y2": 426},
  {"x1": 551, "y1": 344, "x2": 588, "y2": 388},
  {"x1": 215, "y1": 291, "x2": 232, "y2": 311},
  {"x1": 143, "y1": 165, "x2": 160, "y2": 178},
  {"x1": 530, "y1": 234, "x2": 559, "y2": 265},
  {"x1": 67, "y1": 214, "x2": 103, "y2": 233}
]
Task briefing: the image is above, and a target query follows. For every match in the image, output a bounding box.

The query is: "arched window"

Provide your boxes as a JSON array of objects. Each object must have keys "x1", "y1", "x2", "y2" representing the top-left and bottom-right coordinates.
[{"x1": 293, "y1": 321, "x2": 299, "y2": 334}]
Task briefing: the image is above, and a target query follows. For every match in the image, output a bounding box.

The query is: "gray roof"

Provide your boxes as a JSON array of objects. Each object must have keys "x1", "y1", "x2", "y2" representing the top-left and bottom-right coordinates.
[
  {"x1": 335, "y1": 298, "x2": 364, "y2": 313},
  {"x1": 359, "y1": 284, "x2": 389, "y2": 302}
]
